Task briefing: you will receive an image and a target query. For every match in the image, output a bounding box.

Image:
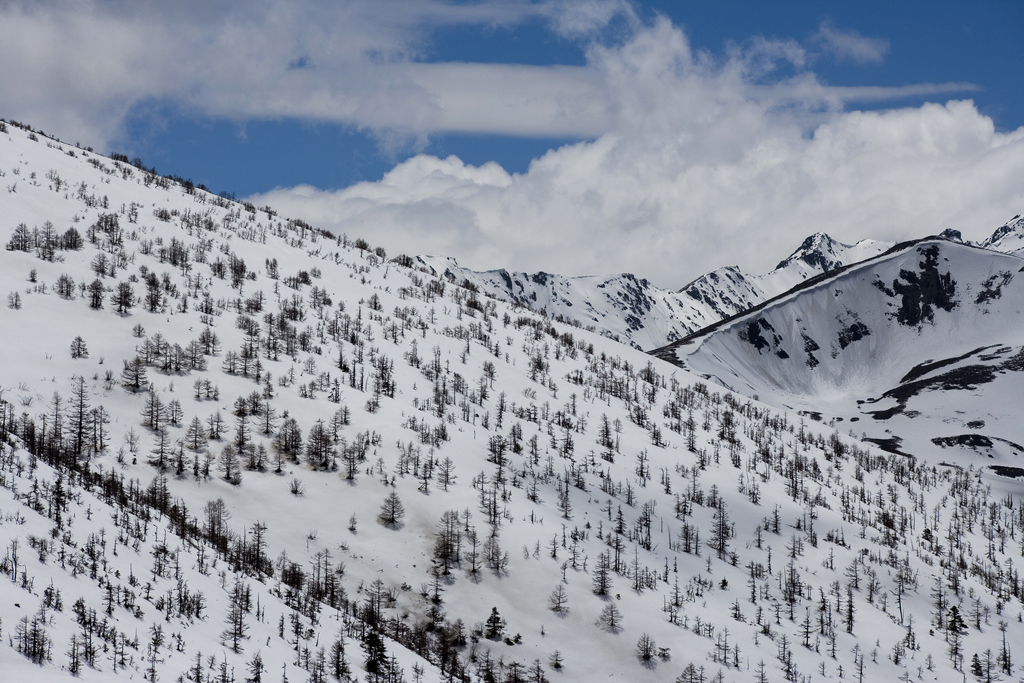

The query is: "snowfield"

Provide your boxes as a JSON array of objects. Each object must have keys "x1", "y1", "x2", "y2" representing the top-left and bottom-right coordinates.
[{"x1": 0, "y1": 121, "x2": 1020, "y2": 683}]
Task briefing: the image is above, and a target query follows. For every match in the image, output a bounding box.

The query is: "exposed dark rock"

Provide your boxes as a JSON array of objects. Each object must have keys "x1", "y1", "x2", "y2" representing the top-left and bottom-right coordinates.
[
  {"x1": 990, "y1": 466, "x2": 1024, "y2": 479},
  {"x1": 738, "y1": 317, "x2": 780, "y2": 354},
  {"x1": 899, "y1": 345, "x2": 996, "y2": 384},
  {"x1": 871, "y1": 279, "x2": 895, "y2": 297},
  {"x1": 1001, "y1": 347, "x2": 1024, "y2": 371},
  {"x1": 939, "y1": 228, "x2": 963, "y2": 243},
  {"x1": 976, "y1": 271, "x2": 1013, "y2": 304},
  {"x1": 837, "y1": 321, "x2": 870, "y2": 350},
  {"x1": 931, "y1": 434, "x2": 993, "y2": 449},
  {"x1": 890, "y1": 245, "x2": 957, "y2": 327},
  {"x1": 863, "y1": 436, "x2": 911, "y2": 456}
]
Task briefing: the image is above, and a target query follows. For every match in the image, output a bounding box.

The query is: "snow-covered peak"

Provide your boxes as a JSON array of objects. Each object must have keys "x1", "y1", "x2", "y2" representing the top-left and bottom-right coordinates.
[
  {"x1": 758, "y1": 233, "x2": 892, "y2": 297},
  {"x1": 415, "y1": 254, "x2": 714, "y2": 350},
  {"x1": 939, "y1": 227, "x2": 964, "y2": 243},
  {"x1": 980, "y1": 213, "x2": 1024, "y2": 256},
  {"x1": 772, "y1": 232, "x2": 848, "y2": 273}
]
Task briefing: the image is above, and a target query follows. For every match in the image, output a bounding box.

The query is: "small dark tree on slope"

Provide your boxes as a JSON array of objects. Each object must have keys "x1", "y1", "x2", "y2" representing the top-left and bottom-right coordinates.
[
  {"x1": 709, "y1": 499, "x2": 730, "y2": 560},
  {"x1": 636, "y1": 633, "x2": 657, "y2": 662},
  {"x1": 485, "y1": 607, "x2": 505, "y2": 640},
  {"x1": 121, "y1": 357, "x2": 149, "y2": 393},
  {"x1": 597, "y1": 602, "x2": 623, "y2": 632},
  {"x1": 377, "y1": 491, "x2": 405, "y2": 527},
  {"x1": 70, "y1": 336, "x2": 88, "y2": 359},
  {"x1": 549, "y1": 584, "x2": 569, "y2": 614},
  {"x1": 111, "y1": 281, "x2": 134, "y2": 314}
]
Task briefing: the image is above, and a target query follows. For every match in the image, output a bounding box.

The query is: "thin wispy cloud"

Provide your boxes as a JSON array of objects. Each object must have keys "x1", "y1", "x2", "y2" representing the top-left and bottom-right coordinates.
[{"x1": 812, "y1": 20, "x2": 890, "y2": 65}]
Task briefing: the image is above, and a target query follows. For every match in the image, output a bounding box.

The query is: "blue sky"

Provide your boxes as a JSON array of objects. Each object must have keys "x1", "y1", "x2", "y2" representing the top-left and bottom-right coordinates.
[{"x1": 2, "y1": 0, "x2": 1023, "y2": 285}]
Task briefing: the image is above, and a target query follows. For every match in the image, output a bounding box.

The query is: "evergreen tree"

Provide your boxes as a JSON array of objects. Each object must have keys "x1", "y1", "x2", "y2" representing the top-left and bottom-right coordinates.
[
  {"x1": 273, "y1": 417, "x2": 303, "y2": 461},
  {"x1": 597, "y1": 602, "x2": 623, "y2": 631},
  {"x1": 141, "y1": 387, "x2": 165, "y2": 430},
  {"x1": 111, "y1": 281, "x2": 135, "y2": 314},
  {"x1": 484, "y1": 607, "x2": 505, "y2": 640},
  {"x1": 70, "y1": 336, "x2": 89, "y2": 359},
  {"x1": 362, "y1": 632, "x2": 387, "y2": 679},
  {"x1": 219, "y1": 445, "x2": 241, "y2": 485},
  {"x1": 66, "y1": 375, "x2": 91, "y2": 456},
  {"x1": 222, "y1": 578, "x2": 250, "y2": 653},
  {"x1": 246, "y1": 650, "x2": 264, "y2": 683},
  {"x1": 947, "y1": 605, "x2": 967, "y2": 671},
  {"x1": 636, "y1": 633, "x2": 657, "y2": 661},
  {"x1": 377, "y1": 491, "x2": 405, "y2": 526},
  {"x1": 330, "y1": 636, "x2": 350, "y2": 679},
  {"x1": 185, "y1": 415, "x2": 207, "y2": 450},
  {"x1": 234, "y1": 412, "x2": 250, "y2": 453},
  {"x1": 433, "y1": 509, "x2": 461, "y2": 574},
  {"x1": 549, "y1": 584, "x2": 569, "y2": 614},
  {"x1": 592, "y1": 552, "x2": 613, "y2": 596},
  {"x1": 121, "y1": 357, "x2": 149, "y2": 393},
  {"x1": 709, "y1": 499, "x2": 730, "y2": 560},
  {"x1": 150, "y1": 428, "x2": 171, "y2": 470},
  {"x1": 87, "y1": 279, "x2": 105, "y2": 309}
]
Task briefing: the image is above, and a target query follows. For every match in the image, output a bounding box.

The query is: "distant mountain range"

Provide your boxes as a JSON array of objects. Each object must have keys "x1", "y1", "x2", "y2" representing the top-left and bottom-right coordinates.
[{"x1": 417, "y1": 216, "x2": 1024, "y2": 351}]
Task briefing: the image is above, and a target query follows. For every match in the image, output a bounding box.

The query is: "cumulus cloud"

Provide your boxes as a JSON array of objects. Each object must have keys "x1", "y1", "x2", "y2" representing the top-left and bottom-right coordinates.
[{"x1": 251, "y1": 20, "x2": 1024, "y2": 287}]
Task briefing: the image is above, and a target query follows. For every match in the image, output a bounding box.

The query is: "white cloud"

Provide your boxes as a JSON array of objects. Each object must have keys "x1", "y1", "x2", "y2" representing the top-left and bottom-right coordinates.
[
  {"x1": 251, "y1": 21, "x2": 1024, "y2": 287},
  {"x1": 812, "y1": 21, "x2": 890, "y2": 65}
]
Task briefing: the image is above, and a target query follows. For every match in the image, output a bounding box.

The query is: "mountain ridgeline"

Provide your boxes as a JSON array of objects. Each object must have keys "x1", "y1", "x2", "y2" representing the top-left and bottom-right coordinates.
[{"x1": 416, "y1": 232, "x2": 892, "y2": 351}]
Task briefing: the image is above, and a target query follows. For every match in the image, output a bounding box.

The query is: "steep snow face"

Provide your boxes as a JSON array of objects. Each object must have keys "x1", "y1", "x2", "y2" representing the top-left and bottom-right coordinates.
[
  {"x1": 980, "y1": 214, "x2": 1024, "y2": 257},
  {"x1": 659, "y1": 239, "x2": 1024, "y2": 468},
  {"x1": 418, "y1": 232, "x2": 889, "y2": 351}
]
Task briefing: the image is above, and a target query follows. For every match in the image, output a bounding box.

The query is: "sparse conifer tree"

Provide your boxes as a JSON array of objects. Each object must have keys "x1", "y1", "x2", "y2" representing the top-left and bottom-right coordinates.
[{"x1": 377, "y1": 491, "x2": 405, "y2": 526}]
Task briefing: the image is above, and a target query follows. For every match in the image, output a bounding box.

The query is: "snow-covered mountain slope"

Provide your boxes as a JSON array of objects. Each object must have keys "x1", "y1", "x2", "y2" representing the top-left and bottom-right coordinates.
[
  {"x1": 654, "y1": 237, "x2": 1024, "y2": 475},
  {"x1": 417, "y1": 234, "x2": 891, "y2": 351},
  {"x1": 1, "y1": 120, "x2": 1022, "y2": 683}
]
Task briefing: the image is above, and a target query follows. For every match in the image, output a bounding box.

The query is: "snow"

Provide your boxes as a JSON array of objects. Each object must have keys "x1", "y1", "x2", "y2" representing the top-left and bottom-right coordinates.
[{"x1": 0, "y1": 121, "x2": 1020, "y2": 683}]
